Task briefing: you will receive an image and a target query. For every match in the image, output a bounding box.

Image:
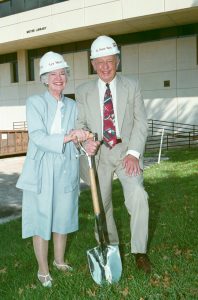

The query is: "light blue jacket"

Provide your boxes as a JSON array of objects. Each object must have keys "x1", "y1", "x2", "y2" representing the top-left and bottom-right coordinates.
[{"x1": 16, "y1": 91, "x2": 79, "y2": 194}]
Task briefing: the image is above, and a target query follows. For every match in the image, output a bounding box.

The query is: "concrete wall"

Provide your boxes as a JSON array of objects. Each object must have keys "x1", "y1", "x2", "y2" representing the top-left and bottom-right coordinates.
[
  {"x1": 121, "y1": 36, "x2": 198, "y2": 125},
  {"x1": 0, "y1": 35, "x2": 198, "y2": 129},
  {"x1": 1, "y1": 0, "x2": 198, "y2": 44}
]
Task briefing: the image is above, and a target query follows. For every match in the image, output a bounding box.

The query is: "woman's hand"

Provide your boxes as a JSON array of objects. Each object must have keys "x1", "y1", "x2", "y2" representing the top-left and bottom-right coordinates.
[{"x1": 64, "y1": 129, "x2": 93, "y2": 144}]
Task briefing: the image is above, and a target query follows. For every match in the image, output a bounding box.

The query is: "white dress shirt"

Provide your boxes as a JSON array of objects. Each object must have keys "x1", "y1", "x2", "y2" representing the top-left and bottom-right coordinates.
[{"x1": 98, "y1": 77, "x2": 140, "y2": 159}]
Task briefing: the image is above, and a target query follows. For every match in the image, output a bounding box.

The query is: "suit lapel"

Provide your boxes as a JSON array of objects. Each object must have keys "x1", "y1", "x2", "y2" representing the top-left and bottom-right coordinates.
[
  {"x1": 87, "y1": 81, "x2": 102, "y2": 138},
  {"x1": 116, "y1": 75, "x2": 128, "y2": 132}
]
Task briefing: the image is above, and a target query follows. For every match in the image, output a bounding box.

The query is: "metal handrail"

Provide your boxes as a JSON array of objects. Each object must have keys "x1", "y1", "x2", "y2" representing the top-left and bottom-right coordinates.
[
  {"x1": 148, "y1": 119, "x2": 198, "y2": 136},
  {"x1": 4, "y1": 119, "x2": 198, "y2": 155},
  {"x1": 146, "y1": 130, "x2": 198, "y2": 152},
  {"x1": 13, "y1": 121, "x2": 27, "y2": 130}
]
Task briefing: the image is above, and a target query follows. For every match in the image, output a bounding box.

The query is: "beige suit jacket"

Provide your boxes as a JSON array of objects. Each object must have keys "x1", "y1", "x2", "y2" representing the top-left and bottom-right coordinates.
[{"x1": 75, "y1": 74, "x2": 148, "y2": 170}]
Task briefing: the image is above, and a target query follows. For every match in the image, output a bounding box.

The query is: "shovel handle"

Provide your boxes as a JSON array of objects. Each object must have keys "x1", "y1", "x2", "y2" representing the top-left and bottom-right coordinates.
[{"x1": 89, "y1": 167, "x2": 100, "y2": 215}]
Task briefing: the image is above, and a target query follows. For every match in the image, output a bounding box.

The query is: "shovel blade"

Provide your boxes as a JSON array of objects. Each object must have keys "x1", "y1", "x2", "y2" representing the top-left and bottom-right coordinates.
[{"x1": 87, "y1": 245, "x2": 122, "y2": 285}]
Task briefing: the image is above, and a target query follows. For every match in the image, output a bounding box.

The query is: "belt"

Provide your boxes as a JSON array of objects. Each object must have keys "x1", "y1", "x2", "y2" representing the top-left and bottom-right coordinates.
[
  {"x1": 102, "y1": 138, "x2": 122, "y2": 146},
  {"x1": 116, "y1": 138, "x2": 122, "y2": 144}
]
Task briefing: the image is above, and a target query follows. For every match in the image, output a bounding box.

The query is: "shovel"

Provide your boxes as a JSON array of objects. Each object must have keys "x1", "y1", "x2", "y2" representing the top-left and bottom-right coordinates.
[{"x1": 78, "y1": 139, "x2": 122, "y2": 285}]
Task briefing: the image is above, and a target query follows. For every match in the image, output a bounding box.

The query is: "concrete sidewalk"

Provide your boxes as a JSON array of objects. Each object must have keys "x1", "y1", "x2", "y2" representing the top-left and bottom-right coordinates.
[
  {"x1": 0, "y1": 156, "x2": 90, "y2": 224},
  {"x1": 0, "y1": 155, "x2": 165, "y2": 224},
  {"x1": 0, "y1": 156, "x2": 24, "y2": 224}
]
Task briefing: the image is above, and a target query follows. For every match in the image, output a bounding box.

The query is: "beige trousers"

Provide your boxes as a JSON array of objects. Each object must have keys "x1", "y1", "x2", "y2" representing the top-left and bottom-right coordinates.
[{"x1": 80, "y1": 143, "x2": 149, "y2": 254}]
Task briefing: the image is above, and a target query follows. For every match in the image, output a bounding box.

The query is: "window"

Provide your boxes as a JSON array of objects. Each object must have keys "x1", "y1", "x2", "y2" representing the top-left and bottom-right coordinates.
[
  {"x1": 28, "y1": 56, "x2": 35, "y2": 81},
  {"x1": 64, "y1": 94, "x2": 75, "y2": 100},
  {"x1": 0, "y1": 0, "x2": 68, "y2": 17},
  {"x1": 0, "y1": 52, "x2": 18, "y2": 83},
  {"x1": 11, "y1": 61, "x2": 19, "y2": 83},
  {"x1": 0, "y1": 0, "x2": 10, "y2": 18}
]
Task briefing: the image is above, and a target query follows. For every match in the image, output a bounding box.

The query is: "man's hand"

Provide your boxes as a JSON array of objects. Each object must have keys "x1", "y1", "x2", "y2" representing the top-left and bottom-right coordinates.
[
  {"x1": 84, "y1": 139, "x2": 100, "y2": 156},
  {"x1": 122, "y1": 154, "x2": 141, "y2": 176}
]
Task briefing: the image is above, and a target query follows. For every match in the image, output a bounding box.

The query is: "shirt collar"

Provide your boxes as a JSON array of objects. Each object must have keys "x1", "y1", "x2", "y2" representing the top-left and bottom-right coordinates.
[
  {"x1": 45, "y1": 90, "x2": 63, "y2": 101},
  {"x1": 98, "y1": 76, "x2": 117, "y2": 90},
  {"x1": 45, "y1": 91, "x2": 65, "y2": 109}
]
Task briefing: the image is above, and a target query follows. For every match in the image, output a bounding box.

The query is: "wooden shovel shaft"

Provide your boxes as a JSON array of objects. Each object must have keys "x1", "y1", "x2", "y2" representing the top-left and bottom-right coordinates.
[{"x1": 89, "y1": 167, "x2": 100, "y2": 215}]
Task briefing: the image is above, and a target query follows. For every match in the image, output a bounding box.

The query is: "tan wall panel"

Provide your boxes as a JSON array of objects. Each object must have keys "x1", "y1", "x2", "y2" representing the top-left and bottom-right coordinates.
[
  {"x1": 177, "y1": 70, "x2": 198, "y2": 89},
  {"x1": 140, "y1": 71, "x2": 176, "y2": 90},
  {"x1": 144, "y1": 97, "x2": 178, "y2": 122},
  {"x1": 0, "y1": 63, "x2": 11, "y2": 86},
  {"x1": 121, "y1": 44, "x2": 139, "y2": 75},
  {"x1": 165, "y1": 0, "x2": 198, "y2": 11},
  {"x1": 73, "y1": 51, "x2": 89, "y2": 80},
  {"x1": 139, "y1": 39, "x2": 176, "y2": 73},
  {"x1": 122, "y1": 0, "x2": 164, "y2": 18},
  {"x1": 177, "y1": 37, "x2": 198, "y2": 70},
  {"x1": 85, "y1": 1, "x2": 122, "y2": 25}
]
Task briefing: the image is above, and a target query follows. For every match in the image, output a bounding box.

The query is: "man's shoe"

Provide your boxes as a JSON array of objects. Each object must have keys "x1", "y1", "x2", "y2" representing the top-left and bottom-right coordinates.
[{"x1": 134, "y1": 254, "x2": 151, "y2": 274}]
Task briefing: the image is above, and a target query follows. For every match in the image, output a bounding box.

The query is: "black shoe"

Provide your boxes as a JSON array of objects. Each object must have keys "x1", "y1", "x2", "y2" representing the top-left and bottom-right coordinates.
[{"x1": 134, "y1": 254, "x2": 151, "y2": 274}]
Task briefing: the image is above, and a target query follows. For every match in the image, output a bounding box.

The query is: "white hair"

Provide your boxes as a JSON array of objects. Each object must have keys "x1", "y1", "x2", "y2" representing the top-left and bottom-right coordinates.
[{"x1": 40, "y1": 68, "x2": 69, "y2": 86}]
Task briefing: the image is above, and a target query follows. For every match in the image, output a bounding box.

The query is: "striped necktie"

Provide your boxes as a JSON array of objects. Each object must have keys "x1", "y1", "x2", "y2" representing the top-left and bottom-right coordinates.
[{"x1": 103, "y1": 83, "x2": 117, "y2": 149}]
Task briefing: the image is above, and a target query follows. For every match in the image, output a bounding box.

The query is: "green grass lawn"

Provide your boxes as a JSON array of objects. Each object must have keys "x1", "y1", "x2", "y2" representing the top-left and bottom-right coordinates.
[{"x1": 0, "y1": 149, "x2": 197, "y2": 299}]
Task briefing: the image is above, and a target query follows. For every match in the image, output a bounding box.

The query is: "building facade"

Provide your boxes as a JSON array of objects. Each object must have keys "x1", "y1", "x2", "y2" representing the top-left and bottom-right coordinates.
[{"x1": 0, "y1": 0, "x2": 198, "y2": 129}]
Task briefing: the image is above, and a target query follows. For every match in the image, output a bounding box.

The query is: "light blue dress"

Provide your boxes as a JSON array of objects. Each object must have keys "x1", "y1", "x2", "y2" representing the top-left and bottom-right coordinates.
[{"x1": 16, "y1": 91, "x2": 80, "y2": 240}]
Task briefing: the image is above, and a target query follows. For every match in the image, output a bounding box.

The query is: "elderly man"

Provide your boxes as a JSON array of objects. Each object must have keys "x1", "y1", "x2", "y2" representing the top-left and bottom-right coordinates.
[{"x1": 76, "y1": 35, "x2": 151, "y2": 273}]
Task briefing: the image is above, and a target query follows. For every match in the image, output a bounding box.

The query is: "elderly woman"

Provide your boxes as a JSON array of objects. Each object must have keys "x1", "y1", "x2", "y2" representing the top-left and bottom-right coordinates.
[{"x1": 17, "y1": 51, "x2": 90, "y2": 287}]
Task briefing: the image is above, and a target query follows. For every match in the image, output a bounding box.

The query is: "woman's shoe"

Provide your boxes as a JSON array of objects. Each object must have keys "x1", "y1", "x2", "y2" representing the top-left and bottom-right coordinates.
[
  {"x1": 37, "y1": 272, "x2": 52, "y2": 287},
  {"x1": 53, "y1": 260, "x2": 73, "y2": 272}
]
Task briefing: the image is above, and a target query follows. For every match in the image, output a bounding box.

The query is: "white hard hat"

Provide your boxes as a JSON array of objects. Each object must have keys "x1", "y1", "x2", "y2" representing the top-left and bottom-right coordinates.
[
  {"x1": 39, "y1": 51, "x2": 69, "y2": 76},
  {"x1": 90, "y1": 35, "x2": 120, "y2": 59}
]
